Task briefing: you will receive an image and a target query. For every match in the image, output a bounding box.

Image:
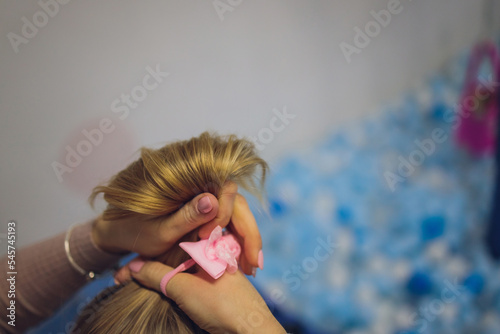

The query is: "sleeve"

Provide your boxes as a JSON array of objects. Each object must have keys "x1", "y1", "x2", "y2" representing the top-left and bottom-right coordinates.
[{"x1": 0, "y1": 219, "x2": 124, "y2": 333}]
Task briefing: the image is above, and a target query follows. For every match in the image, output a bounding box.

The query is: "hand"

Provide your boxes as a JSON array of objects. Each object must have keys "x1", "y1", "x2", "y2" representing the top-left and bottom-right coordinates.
[
  {"x1": 123, "y1": 260, "x2": 286, "y2": 334},
  {"x1": 92, "y1": 181, "x2": 263, "y2": 275}
]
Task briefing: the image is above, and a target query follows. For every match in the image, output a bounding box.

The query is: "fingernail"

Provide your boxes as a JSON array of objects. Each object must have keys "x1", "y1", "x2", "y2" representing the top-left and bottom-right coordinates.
[
  {"x1": 114, "y1": 278, "x2": 120, "y2": 285},
  {"x1": 252, "y1": 267, "x2": 257, "y2": 278},
  {"x1": 258, "y1": 250, "x2": 264, "y2": 270},
  {"x1": 129, "y1": 259, "x2": 145, "y2": 273},
  {"x1": 197, "y1": 196, "x2": 213, "y2": 214}
]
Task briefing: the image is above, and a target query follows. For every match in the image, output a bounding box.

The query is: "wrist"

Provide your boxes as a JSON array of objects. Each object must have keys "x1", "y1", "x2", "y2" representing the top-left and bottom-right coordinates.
[
  {"x1": 91, "y1": 216, "x2": 128, "y2": 255},
  {"x1": 260, "y1": 318, "x2": 286, "y2": 334},
  {"x1": 66, "y1": 221, "x2": 124, "y2": 277},
  {"x1": 230, "y1": 310, "x2": 285, "y2": 334}
]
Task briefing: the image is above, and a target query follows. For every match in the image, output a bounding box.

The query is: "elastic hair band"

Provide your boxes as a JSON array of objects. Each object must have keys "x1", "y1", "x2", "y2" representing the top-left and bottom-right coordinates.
[{"x1": 160, "y1": 259, "x2": 196, "y2": 297}]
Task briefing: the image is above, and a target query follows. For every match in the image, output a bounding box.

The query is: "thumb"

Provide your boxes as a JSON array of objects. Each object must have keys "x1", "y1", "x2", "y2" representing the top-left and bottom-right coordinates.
[{"x1": 163, "y1": 193, "x2": 219, "y2": 241}]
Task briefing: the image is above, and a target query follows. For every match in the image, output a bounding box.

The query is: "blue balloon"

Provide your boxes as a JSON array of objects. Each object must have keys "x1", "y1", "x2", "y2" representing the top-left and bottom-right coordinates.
[
  {"x1": 463, "y1": 272, "x2": 485, "y2": 295},
  {"x1": 421, "y1": 216, "x2": 446, "y2": 240},
  {"x1": 337, "y1": 206, "x2": 352, "y2": 224},
  {"x1": 269, "y1": 198, "x2": 288, "y2": 217},
  {"x1": 407, "y1": 271, "x2": 433, "y2": 296}
]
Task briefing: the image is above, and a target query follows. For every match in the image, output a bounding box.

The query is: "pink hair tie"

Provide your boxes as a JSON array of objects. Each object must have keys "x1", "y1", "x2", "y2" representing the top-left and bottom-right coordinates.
[
  {"x1": 160, "y1": 226, "x2": 241, "y2": 297},
  {"x1": 160, "y1": 259, "x2": 195, "y2": 297}
]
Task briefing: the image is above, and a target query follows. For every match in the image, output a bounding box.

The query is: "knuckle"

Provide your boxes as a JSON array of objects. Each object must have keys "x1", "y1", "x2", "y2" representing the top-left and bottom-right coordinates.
[
  {"x1": 182, "y1": 204, "x2": 198, "y2": 225},
  {"x1": 234, "y1": 193, "x2": 247, "y2": 206},
  {"x1": 223, "y1": 180, "x2": 238, "y2": 194}
]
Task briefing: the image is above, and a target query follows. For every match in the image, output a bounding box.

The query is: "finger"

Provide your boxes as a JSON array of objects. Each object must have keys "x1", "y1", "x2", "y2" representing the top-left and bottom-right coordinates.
[
  {"x1": 230, "y1": 194, "x2": 263, "y2": 274},
  {"x1": 238, "y1": 252, "x2": 254, "y2": 276},
  {"x1": 128, "y1": 258, "x2": 201, "y2": 301},
  {"x1": 162, "y1": 193, "x2": 219, "y2": 244},
  {"x1": 128, "y1": 259, "x2": 172, "y2": 292},
  {"x1": 198, "y1": 181, "x2": 238, "y2": 239},
  {"x1": 114, "y1": 264, "x2": 132, "y2": 285}
]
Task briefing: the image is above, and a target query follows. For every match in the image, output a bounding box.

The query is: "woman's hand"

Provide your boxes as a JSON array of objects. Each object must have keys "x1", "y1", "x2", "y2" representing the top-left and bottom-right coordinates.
[
  {"x1": 124, "y1": 260, "x2": 286, "y2": 334},
  {"x1": 92, "y1": 181, "x2": 263, "y2": 275}
]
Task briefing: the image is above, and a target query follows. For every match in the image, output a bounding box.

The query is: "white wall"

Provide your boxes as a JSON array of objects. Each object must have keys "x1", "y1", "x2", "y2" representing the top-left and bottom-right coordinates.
[{"x1": 1, "y1": 0, "x2": 498, "y2": 248}]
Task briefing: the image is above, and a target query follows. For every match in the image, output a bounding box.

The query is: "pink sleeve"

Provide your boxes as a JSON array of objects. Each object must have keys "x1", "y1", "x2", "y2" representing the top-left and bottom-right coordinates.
[{"x1": 0, "y1": 219, "x2": 123, "y2": 333}]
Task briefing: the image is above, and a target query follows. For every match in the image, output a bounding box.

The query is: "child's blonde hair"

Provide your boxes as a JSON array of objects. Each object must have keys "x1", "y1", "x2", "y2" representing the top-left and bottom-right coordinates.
[{"x1": 73, "y1": 132, "x2": 268, "y2": 333}]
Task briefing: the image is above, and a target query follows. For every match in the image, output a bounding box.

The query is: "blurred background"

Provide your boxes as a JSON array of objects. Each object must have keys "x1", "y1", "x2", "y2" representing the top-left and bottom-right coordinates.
[{"x1": 1, "y1": 0, "x2": 500, "y2": 333}]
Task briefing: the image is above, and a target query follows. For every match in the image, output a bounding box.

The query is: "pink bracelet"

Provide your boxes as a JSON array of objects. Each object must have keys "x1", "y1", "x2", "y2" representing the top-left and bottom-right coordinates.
[{"x1": 160, "y1": 259, "x2": 196, "y2": 297}]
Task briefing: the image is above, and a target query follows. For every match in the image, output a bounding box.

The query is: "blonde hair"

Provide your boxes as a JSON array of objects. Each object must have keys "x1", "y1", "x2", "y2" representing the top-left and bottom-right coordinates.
[{"x1": 73, "y1": 132, "x2": 268, "y2": 334}]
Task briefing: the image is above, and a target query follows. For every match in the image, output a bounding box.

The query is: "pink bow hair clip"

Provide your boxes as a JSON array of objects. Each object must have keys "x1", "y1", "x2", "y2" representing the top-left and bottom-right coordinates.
[{"x1": 160, "y1": 226, "x2": 241, "y2": 296}]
